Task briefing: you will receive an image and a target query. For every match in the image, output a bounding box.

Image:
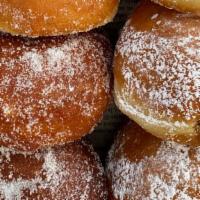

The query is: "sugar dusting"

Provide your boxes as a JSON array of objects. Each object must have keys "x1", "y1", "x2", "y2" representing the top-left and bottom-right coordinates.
[
  {"x1": 115, "y1": 14, "x2": 200, "y2": 124},
  {"x1": 107, "y1": 139, "x2": 200, "y2": 200},
  {"x1": 0, "y1": 33, "x2": 111, "y2": 150},
  {"x1": 0, "y1": 0, "x2": 119, "y2": 36},
  {"x1": 115, "y1": 90, "x2": 190, "y2": 134},
  {"x1": 0, "y1": 141, "x2": 108, "y2": 199},
  {"x1": 152, "y1": 0, "x2": 200, "y2": 15}
]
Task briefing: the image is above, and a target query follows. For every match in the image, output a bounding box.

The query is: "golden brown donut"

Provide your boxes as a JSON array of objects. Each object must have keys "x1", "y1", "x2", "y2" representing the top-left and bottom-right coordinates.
[
  {"x1": 0, "y1": 140, "x2": 108, "y2": 199},
  {"x1": 107, "y1": 121, "x2": 200, "y2": 200},
  {"x1": 0, "y1": 0, "x2": 119, "y2": 37},
  {"x1": 151, "y1": 0, "x2": 200, "y2": 16},
  {"x1": 0, "y1": 32, "x2": 111, "y2": 151},
  {"x1": 113, "y1": 0, "x2": 200, "y2": 146}
]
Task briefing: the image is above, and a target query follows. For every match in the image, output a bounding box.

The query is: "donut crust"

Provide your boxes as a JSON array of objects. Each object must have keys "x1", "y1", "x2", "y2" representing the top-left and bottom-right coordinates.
[
  {"x1": 0, "y1": 32, "x2": 111, "y2": 151},
  {"x1": 0, "y1": 140, "x2": 108, "y2": 199},
  {"x1": 107, "y1": 121, "x2": 200, "y2": 199},
  {"x1": 0, "y1": 0, "x2": 119, "y2": 37},
  {"x1": 152, "y1": 0, "x2": 200, "y2": 16},
  {"x1": 114, "y1": 1, "x2": 200, "y2": 146}
]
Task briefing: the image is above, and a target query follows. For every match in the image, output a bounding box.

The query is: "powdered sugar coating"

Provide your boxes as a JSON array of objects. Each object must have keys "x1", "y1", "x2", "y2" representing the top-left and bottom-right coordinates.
[
  {"x1": 152, "y1": 0, "x2": 200, "y2": 16},
  {"x1": 0, "y1": 140, "x2": 108, "y2": 200},
  {"x1": 116, "y1": 15, "x2": 200, "y2": 122},
  {"x1": 0, "y1": 32, "x2": 111, "y2": 151},
  {"x1": 0, "y1": 0, "x2": 119, "y2": 36},
  {"x1": 114, "y1": 4, "x2": 200, "y2": 139},
  {"x1": 107, "y1": 122, "x2": 200, "y2": 200}
]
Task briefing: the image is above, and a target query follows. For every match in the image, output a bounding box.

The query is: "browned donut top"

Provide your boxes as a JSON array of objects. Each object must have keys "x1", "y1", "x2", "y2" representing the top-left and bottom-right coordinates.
[
  {"x1": 0, "y1": 141, "x2": 108, "y2": 199},
  {"x1": 0, "y1": 32, "x2": 111, "y2": 151},
  {"x1": 107, "y1": 122, "x2": 200, "y2": 200},
  {"x1": 0, "y1": 0, "x2": 119, "y2": 36},
  {"x1": 114, "y1": 1, "x2": 200, "y2": 125}
]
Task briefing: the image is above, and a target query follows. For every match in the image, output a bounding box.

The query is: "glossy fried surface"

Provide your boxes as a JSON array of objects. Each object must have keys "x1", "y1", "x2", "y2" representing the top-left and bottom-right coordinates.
[{"x1": 0, "y1": 0, "x2": 119, "y2": 36}]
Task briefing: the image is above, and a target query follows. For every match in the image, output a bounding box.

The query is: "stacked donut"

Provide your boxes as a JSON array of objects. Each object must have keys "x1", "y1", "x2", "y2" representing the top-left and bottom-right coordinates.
[
  {"x1": 107, "y1": 0, "x2": 200, "y2": 199},
  {"x1": 0, "y1": 1, "x2": 120, "y2": 199}
]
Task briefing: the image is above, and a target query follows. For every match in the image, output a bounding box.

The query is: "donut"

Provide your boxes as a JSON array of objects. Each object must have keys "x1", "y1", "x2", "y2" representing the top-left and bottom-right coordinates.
[
  {"x1": 113, "y1": 0, "x2": 200, "y2": 146},
  {"x1": 0, "y1": 32, "x2": 111, "y2": 151},
  {"x1": 107, "y1": 121, "x2": 200, "y2": 200},
  {"x1": 0, "y1": 0, "x2": 119, "y2": 37},
  {"x1": 151, "y1": 0, "x2": 200, "y2": 16},
  {"x1": 0, "y1": 140, "x2": 108, "y2": 199}
]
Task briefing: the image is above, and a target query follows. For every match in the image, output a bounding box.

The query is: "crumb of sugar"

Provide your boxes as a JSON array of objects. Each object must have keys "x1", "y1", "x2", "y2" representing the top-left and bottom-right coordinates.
[{"x1": 151, "y1": 13, "x2": 159, "y2": 20}]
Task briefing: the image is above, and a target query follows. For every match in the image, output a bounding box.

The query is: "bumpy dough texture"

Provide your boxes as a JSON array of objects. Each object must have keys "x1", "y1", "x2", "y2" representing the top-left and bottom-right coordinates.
[
  {"x1": 152, "y1": 0, "x2": 200, "y2": 16},
  {"x1": 114, "y1": 0, "x2": 200, "y2": 146},
  {"x1": 0, "y1": 32, "x2": 111, "y2": 151},
  {"x1": 0, "y1": 140, "x2": 108, "y2": 200},
  {"x1": 107, "y1": 121, "x2": 200, "y2": 200},
  {"x1": 0, "y1": 0, "x2": 119, "y2": 37}
]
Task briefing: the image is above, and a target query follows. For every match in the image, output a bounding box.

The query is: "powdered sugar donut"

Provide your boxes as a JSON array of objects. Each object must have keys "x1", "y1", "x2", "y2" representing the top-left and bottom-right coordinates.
[
  {"x1": 152, "y1": 0, "x2": 200, "y2": 16},
  {"x1": 0, "y1": 140, "x2": 108, "y2": 200},
  {"x1": 107, "y1": 121, "x2": 200, "y2": 200},
  {"x1": 0, "y1": 32, "x2": 111, "y2": 151},
  {"x1": 0, "y1": 0, "x2": 119, "y2": 37},
  {"x1": 114, "y1": 0, "x2": 200, "y2": 146}
]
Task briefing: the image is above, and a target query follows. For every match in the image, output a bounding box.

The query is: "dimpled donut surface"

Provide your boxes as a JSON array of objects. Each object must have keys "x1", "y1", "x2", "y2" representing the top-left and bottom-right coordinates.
[
  {"x1": 107, "y1": 121, "x2": 200, "y2": 200},
  {"x1": 0, "y1": 0, "x2": 119, "y2": 37},
  {"x1": 0, "y1": 32, "x2": 111, "y2": 151},
  {"x1": 152, "y1": 0, "x2": 200, "y2": 16},
  {"x1": 114, "y1": 0, "x2": 200, "y2": 146},
  {"x1": 0, "y1": 140, "x2": 108, "y2": 200}
]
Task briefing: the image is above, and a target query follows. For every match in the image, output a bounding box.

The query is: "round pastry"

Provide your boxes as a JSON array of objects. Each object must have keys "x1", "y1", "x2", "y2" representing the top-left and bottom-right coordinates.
[
  {"x1": 0, "y1": 32, "x2": 111, "y2": 151},
  {"x1": 0, "y1": 140, "x2": 108, "y2": 199},
  {"x1": 113, "y1": 0, "x2": 200, "y2": 146},
  {"x1": 151, "y1": 0, "x2": 200, "y2": 16},
  {"x1": 0, "y1": 0, "x2": 119, "y2": 37},
  {"x1": 107, "y1": 121, "x2": 200, "y2": 200}
]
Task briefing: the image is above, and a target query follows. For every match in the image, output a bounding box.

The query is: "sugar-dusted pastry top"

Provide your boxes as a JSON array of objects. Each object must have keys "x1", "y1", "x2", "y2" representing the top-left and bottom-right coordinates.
[
  {"x1": 114, "y1": 1, "x2": 200, "y2": 145},
  {"x1": 0, "y1": 0, "x2": 119, "y2": 36},
  {"x1": 0, "y1": 140, "x2": 108, "y2": 200},
  {"x1": 107, "y1": 121, "x2": 200, "y2": 200},
  {"x1": 0, "y1": 32, "x2": 111, "y2": 151}
]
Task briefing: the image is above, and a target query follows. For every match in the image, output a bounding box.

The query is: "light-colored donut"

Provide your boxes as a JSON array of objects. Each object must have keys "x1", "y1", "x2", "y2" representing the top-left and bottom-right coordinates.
[
  {"x1": 0, "y1": 0, "x2": 119, "y2": 37},
  {"x1": 152, "y1": 0, "x2": 200, "y2": 16}
]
